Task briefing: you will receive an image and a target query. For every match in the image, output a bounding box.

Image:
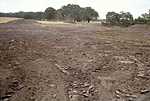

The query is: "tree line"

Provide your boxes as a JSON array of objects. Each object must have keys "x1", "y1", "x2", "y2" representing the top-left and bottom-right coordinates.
[
  {"x1": 134, "y1": 10, "x2": 150, "y2": 24},
  {"x1": 105, "y1": 10, "x2": 150, "y2": 26},
  {"x1": 0, "y1": 4, "x2": 99, "y2": 23},
  {"x1": 1, "y1": 4, "x2": 150, "y2": 26},
  {"x1": 0, "y1": 12, "x2": 44, "y2": 20}
]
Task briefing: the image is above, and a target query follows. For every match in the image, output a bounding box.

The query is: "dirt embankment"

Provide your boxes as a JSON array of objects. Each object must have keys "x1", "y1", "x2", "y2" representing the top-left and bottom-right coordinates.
[{"x1": 0, "y1": 20, "x2": 150, "y2": 101}]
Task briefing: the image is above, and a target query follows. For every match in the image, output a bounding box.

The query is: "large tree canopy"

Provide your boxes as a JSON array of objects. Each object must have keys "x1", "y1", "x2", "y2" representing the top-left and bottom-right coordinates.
[
  {"x1": 106, "y1": 11, "x2": 133, "y2": 26},
  {"x1": 58, "y1": 4, "x2": 99, "y2": 22},
  {"x1": 60, "y1": 4, "x2": 82, "y2": 22},
  {"x1": 119, "y1": 12, "x2": 134, "y2": 26},
  {"x1": 106, "y1": 12, "x2": 120, "y2": 25},
  {"x1": 44, "y1": 7, "x2": 57, "y2": 20},
  {"x1": 81, "y1": 7, "x2": 99, "y2": 23}
]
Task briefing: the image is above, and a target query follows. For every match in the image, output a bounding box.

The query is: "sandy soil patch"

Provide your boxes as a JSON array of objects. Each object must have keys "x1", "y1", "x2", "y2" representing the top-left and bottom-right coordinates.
[{"x1": 0, "y1": 17, "x2": 21, "y2": 23}]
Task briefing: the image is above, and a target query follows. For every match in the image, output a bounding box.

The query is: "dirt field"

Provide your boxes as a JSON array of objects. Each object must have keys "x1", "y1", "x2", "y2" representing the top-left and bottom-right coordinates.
[{"x1": 0, "y1": 19, "x2": 150, "y2": 101}]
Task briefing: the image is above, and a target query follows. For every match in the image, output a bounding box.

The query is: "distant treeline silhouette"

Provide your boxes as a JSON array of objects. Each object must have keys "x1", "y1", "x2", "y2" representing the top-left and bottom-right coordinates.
[
  {"x1": 0, "y1": 4, "x2": 150, "y2": 26},
  {"x1": 0, "y1": 4, "x2": 99, "y2": 23},
  {"x1": 0, "y1": 12, "x2": 44, "y2": 20},
  {"x1": 103, "y1": 10, "x2": 150, "y2": 26}
]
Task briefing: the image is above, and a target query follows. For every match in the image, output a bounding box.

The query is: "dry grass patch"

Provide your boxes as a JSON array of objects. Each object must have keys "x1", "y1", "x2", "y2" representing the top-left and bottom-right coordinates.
[
  {"x1": 37, "y1": 21, "x2": 70, "y2": 25},
  {"x1": 0, "y1": 17, "x2": 21, "y2": 23}
]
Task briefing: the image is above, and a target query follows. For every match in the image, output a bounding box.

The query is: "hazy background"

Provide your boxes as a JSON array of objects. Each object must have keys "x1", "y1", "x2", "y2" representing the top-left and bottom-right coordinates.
[{"x1": 0, "y1": 0, "x2": 150, "y2": 18}]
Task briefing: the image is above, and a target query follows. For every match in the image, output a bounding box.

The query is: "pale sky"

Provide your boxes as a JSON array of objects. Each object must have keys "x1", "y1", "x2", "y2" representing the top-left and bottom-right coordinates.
[{"x1": 0, "y1": 0, "x2": 150, "y2": 18}]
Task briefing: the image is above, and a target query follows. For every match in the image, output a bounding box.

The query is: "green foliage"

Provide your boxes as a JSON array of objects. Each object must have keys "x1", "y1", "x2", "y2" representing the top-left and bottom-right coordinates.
[
  {"x1": 142, "y1": 10, "x2": 150, "y2": 20},
  {"x1": 135, "y1": 10, "x2": 150, "y2": 24},
  {"x1": 119, "y1": 12, "x2": 134, "y2": 26},
  {"x1": 0, "y1": 4, "x2": 99, "y2": 22},
  {"x1": 59, "y1": 4, "x2": 99, "y2": 22},
  {"x1": 60, "y1": 4, "x2": 82, "y2": 22},
  {"x1": 23, "y1": 12, "x2": 44, "y2": 20},
  {"x1": 0, "y1": 12, "x2": 44, "y2": 20},
  {"x1": 134, "y1": 17, "x2": 147, "y2": 24},
  {"x1": 44, "y1": 7, "x2": 57, "y2": 20},
  {"x1": 81, "y1": 7, "x2": 99, "y2": 23},
  {"x1": 106, "y1": 11, "x2": 133, "y2": 26},
  {"x1": 106, "y1": 12, "x2": 120, "y2": 25},
  {"x1": 56, "y1": 9, "x2": 64, "y2": 20}
]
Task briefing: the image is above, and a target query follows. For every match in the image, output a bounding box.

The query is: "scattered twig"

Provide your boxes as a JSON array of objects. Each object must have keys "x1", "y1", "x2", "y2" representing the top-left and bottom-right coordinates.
[
  {"x1": 140, "y1": 89, "x2": 150, "y2": 94},
  {"x1": 0, "y1": 95, "x2": 12, "y2": 101},
  {"x1": 115, "y1": 90, "x2": 137, "y2": 99},
  {"x1": 55, "y1": 64, "x2": 70, "y2": 75}
]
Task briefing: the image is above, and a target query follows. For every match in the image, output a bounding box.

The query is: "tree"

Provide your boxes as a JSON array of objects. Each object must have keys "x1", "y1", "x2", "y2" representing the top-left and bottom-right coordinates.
[
  {"x1": 44, "y1": 7, "x2": 57, "y2": 20},
  {"x1": 140, "y1": 10, "x2": 150, "y2": 24},
  {"x1": 134, "y1": 17, "x2": 147, "y2": 24},
  {"x1": 142, "y1": 10, "x2": 150, "y2": 20},
  {"x1": 106, "y1": 12, "x2": 120, "y2": 25},
  {"x1": 81, "y1": 7, "x2": 99, "y2": 23},
  {"x1": 59, "y1": 4, "x2": 99, "y2": 22},
  {"x1": 56, "y1": 9, "x2": 65, "y2": 20},
  {"x1": 60, "y1": 4, "x2": 82, "y2": 22},
  {"x1": 119, "y1": 12, "x2": 134, "y2": 26},
  {"x1": 106, "y1": 11, "x2": 133, "y2": 26}
]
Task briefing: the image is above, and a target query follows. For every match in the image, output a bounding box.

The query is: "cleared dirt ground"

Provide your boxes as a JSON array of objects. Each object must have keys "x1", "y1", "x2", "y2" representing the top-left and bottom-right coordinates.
[{"x1": 0, "y1": 19, "x2": 150, "y2": 101}]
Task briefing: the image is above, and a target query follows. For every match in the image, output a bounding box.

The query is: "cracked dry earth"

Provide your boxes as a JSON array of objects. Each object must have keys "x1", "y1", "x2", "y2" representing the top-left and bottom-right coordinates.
[{"x1": 0, "y1": 20, "x2": 150, "y2": 101}]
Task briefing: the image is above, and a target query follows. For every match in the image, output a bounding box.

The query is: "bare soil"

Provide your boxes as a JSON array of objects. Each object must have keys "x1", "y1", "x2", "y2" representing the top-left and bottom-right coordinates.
[{"x1": 0, "y1": 19, "x2": 150, "y2": 101}]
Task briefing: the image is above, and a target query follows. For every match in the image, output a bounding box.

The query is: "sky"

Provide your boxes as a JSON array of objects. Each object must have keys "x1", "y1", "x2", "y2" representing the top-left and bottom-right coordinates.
[{"x1": 0, "y1": 0, "x2": 150, "y2": 18}]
